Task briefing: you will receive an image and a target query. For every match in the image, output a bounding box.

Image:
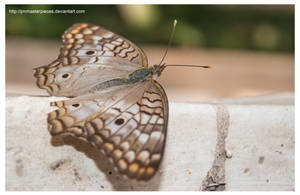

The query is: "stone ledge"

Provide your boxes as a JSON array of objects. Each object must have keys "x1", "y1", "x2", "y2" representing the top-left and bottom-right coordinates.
[{"x1": 5, "y1": 95, "x2": 294, "y2": 190}]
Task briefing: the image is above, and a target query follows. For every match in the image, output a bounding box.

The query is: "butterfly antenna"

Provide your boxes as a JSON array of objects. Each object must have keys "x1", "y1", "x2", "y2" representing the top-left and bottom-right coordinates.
[
  {"x1": 158, "y1": 19, "x2": 177, "y2": 66},
  {"x1": 166, "y1": 64, "x2": 211, "y2": 69},
  {"x1": 156, "y1": 19, "x2": 211, "y2": 71}
]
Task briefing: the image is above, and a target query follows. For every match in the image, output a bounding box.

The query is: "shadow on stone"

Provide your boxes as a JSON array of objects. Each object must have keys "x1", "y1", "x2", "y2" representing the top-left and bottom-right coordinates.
[{"x1": 50, "y1": 134, "x2": 162, "y2": 190}]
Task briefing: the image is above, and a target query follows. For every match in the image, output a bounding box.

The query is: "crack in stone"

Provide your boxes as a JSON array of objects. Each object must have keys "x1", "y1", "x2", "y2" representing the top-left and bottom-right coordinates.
[{"x1": 201, "y1": 104, "x2": 230, "y2": 191}]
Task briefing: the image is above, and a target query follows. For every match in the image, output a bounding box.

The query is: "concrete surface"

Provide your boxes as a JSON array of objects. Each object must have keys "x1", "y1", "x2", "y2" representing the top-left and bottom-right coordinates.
[{"x1": 5, "y1": 94, "x2": 294, "y2": 191}]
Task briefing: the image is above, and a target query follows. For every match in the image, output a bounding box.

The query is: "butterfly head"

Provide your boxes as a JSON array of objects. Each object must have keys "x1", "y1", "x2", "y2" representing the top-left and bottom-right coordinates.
[{"x1": 151, "y1": 64, "x2": 167, "y2": 77}]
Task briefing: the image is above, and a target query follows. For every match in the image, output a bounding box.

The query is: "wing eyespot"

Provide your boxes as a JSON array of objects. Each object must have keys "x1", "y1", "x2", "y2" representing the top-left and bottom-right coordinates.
[
  {"x1": 61, "y1": 73, "x2": 71, "y2": 79},
  {"x1": 86, "y1": 50, "x2": 95, "y2": 55},
  {"x1": 115, "y1": 118, "x2": 125, "y2": 125},
  {"x1": 72, "y1": 103, "x2": 81, "y2": 108}
]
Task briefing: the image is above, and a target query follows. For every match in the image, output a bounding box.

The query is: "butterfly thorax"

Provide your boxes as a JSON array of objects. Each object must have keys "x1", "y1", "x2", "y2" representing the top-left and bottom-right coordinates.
[
  {"x1": 127, "y1": 68, "x2": 152, "y2": 84},
  {"x1": 127, "y1": 65, "x2": 165, "y2": 84}
]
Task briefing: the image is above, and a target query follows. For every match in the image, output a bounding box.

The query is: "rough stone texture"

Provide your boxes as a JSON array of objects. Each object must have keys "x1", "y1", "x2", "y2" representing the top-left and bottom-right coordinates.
[
  {"x1": 225, "y1": 104, "x2": 294, "y2": 191},
  {"x1": 6, "y1": 94, "x2": 294, "y2": 191}
]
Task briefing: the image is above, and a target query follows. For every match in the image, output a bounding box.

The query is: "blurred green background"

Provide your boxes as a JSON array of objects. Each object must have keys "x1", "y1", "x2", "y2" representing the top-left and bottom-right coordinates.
[{"x1": 6, "y1": 4, "x2": 294, "y2": 53}]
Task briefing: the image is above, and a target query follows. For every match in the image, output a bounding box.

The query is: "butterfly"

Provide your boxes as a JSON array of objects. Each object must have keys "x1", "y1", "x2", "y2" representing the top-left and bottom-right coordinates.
[{"x1": 33, "y1": 23, "x2": 170, "y2": 180}]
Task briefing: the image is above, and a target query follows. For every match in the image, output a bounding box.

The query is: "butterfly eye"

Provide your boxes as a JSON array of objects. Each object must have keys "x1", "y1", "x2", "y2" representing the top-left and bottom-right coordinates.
[
  {"x1": 115, "y1": 118, "x2": 125, "y2": 125},
  {"x1": 86, "y1": 50, "x2": 95, "y2": 55},
  {"x1": 61, "y1": 73, "x2": 71, "y2": 79},
  {"x1": 72, "y1": 103, "x2": 81, "y2": 108}
]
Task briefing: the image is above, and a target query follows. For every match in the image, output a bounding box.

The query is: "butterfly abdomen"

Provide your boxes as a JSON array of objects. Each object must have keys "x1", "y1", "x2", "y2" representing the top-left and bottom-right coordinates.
[
  {"x1": 89, "y1": 68, "x2": 152, "y2": 93},
  {"x1": 89, "y1": 78, "x2": 126, "y2": 93}
]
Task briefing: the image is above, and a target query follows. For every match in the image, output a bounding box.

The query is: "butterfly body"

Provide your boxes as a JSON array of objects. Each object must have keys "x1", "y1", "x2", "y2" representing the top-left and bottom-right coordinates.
[
  {"x1": 127, "y1": 68, "x2": 152, "y2": 84},
  {"x1": 34, "y1": 23, "x2": 168, "y2": 180}
]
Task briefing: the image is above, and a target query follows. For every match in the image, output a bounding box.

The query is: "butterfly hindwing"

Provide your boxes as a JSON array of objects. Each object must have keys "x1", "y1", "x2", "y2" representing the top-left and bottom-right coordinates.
[{"x1": 47, "y1": 81, "x2": 168, "y2": 180}]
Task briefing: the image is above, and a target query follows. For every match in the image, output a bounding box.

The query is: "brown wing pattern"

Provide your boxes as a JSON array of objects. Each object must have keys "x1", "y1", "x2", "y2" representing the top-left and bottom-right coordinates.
[
  {"x1": 47, "y1": 81, "x2": 168, "y2": 180},
  {"x1": 59, "y1": 23, "x2": 148, "y2": 66},
  {"x1": 33, "y1": 59, "x2": 63, "y2": 96}
]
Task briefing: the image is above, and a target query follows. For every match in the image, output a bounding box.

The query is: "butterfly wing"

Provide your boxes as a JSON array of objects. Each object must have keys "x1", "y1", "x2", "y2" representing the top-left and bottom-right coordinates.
[
  {"x1": 48, "y1": 80, "x2": 168, "y2": 180},
  {"x1": 33, "y1": 23, "x2": 148, "y2": 97}
]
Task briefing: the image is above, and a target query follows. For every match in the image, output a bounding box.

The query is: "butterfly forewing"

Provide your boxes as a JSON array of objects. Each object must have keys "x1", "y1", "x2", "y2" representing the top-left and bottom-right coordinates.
[
  {"x1": 33, "y1": 23, "x2": 148, "y2": 97},
  {"x1": 47, "y1": 81, "x2": 168, "y2": 180}
]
